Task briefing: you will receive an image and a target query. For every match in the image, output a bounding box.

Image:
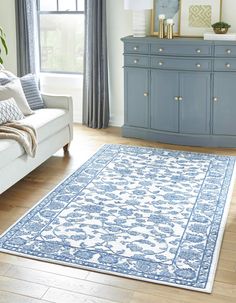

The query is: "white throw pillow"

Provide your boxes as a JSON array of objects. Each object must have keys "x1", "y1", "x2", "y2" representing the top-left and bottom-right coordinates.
[
  {"x1": 0, "y1": 70, "x2": 16, "y2": 79},
  {"x1": 0, "y1": 97, "x2": 25, "y2": 124},
  {"x1": 0, "y1": 65, "x2": 17, "y2": 78},
  {"x1": 0, "y1": 79, "x2": 33, "y2": 115}
]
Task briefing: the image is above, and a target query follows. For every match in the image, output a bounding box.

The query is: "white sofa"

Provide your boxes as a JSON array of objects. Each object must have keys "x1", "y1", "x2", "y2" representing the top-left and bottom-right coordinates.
[{"x1": 0, "y1": 93, "x2": 73, "y2": 194}]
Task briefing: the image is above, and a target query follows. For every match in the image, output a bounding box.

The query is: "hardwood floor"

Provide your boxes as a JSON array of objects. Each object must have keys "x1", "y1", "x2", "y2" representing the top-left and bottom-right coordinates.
[{"x1": 0, "y1": 124, "x2": 236, "y2": 303}]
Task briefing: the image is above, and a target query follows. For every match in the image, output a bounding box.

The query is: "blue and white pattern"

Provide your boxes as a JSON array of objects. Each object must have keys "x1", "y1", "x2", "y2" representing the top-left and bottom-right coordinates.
[
  {"x1": 0, "y1": 98, "x2": 25, "y2": 124},
  {"x1": 0, "y1": 145, "x2": 235, "y2": 292}
]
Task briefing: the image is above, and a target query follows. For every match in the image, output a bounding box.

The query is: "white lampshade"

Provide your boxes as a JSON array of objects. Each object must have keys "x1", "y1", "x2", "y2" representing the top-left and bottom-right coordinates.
[
  {"x1": 124, "y1": 0, "x2": 153, "y2": 11},
  {"x1": 124, "y1": 0, "x2": 153, "y2": 37}
]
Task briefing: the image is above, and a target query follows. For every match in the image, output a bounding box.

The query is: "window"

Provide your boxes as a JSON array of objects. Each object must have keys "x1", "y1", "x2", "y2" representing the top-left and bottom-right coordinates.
[{"x1": 37, "y1": 0, "x2": 84, "y2": 74}]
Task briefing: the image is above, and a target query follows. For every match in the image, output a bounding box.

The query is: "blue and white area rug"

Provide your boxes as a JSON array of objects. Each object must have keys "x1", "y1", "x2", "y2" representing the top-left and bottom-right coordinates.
[{"x1": 0, "y1": 145, "x2": 235, "y2": 293}]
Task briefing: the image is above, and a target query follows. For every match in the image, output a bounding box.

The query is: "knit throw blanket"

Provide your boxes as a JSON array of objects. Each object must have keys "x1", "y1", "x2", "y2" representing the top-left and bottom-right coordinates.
[{"x1": 0, "y1": 122, "x2": 37, "y2": 157}]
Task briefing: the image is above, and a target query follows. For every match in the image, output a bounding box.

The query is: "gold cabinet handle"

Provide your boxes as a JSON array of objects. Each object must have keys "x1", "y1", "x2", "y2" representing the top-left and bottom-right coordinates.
[
  {"x1": 213, "y1": 97, "x2": 219, "y2": 102},
  {"x1": 226, "y1": 63, "x2": 231, "y2": 68},
  {"x1": 158, "y1": 48, "x2": 164, "y2": 52},
  {"x1": 144, "y1": 92, "x2": 149, "y2": 97},
  {"x1": 196, "y1": 63, "x2": 201, "y2": 68},
  {"x1": 133, "y1": 59, "x2": 139, "y2": 64},
  {"x1": 158, "y1": 61, "x2": 163, "y2": 66},
  {"x1": 174, "y1": 96, "x2": 179, "y2": 101},
  {"x1": 226, "y1": 49, "x2": 232, "y2": 54},
  {"x1": 196, "y1": 49, "x2": 201, "y2": 53},
  {"x1": 178, "y1": 97, "x2": 183, "y2": 101}
]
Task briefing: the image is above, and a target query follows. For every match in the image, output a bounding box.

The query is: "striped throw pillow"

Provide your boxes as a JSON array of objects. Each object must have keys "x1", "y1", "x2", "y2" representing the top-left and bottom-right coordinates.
[{"x1": 20, "y1": 74, "x2": 45, "y2": 110}]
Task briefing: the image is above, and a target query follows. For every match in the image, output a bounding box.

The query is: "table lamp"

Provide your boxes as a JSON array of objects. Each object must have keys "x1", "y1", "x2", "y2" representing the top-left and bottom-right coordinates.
[{"x1": 124, "y1": 0, "x2": 153, "y2": 37}]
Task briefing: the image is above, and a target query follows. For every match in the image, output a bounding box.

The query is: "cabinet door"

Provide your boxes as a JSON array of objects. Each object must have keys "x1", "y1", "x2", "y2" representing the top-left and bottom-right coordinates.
[
  {"x1": 150, "y1": 70, "x2": 179, "y2": 132},
  {"x1": 213, "y1": 73, "x2": 236, "y2": 135},
  {"x1": 179, "y1": 72, "x2": 210, "y2": 134},
  {"x1": 124, "y1": 68, "x2": 149, "y2": 128}
]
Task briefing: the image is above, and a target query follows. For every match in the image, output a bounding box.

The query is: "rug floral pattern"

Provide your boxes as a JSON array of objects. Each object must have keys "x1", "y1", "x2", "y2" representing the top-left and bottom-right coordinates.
[{"x1": 0, "y1": 145, "x2": 235, "y2": 292}]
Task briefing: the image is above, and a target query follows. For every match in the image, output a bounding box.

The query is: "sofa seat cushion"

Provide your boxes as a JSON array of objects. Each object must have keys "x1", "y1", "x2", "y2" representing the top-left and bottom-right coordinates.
[
  {"x1": 0, "y1": 108, "x2": 69, "y2": 169},
  {"x1": 21, "y1": 108, "x2": 69, "y2": 143}
]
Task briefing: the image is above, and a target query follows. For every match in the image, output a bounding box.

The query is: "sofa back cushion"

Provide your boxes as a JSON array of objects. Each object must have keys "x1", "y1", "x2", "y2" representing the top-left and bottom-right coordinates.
[
  {"x1": 0, "y1": 98, "x2": 25, "y2": 124},
  {"x1": 0, "y1": 69, "x2": 16, "y2": 79}
]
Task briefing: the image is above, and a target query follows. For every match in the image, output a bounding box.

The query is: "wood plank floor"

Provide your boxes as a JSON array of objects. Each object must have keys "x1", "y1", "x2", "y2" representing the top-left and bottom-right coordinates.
[{"x1": 0, "y1": 124, "x2": 236, "y2": 303}]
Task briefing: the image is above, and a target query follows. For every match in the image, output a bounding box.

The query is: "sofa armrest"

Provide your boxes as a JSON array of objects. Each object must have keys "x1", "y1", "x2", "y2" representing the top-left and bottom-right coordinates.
[
  {"x1": 41, "y1": 93, "x2": 74, "y2": 142},
  {"x1": 41, "y1": 93, "x2": 73, "y2": 111}
]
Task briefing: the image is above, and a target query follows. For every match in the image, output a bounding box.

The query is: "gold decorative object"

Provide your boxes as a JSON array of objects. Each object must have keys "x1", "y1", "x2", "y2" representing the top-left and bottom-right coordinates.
[
  {"x1": 212, "y1": 22, "x2": 231, "y2": 34},
  {"x1": 151, "y1": 0, "x2": 180, "y2": 36},
  {"x1": 166, "y1": 19, "x2": 174, "y2": 39},
  {"x1": 158, "y1": 14, "x2": 165, "y2": 38},
  {"x1": 213, "y1": 27, "x2": 228, "y2": 34}
]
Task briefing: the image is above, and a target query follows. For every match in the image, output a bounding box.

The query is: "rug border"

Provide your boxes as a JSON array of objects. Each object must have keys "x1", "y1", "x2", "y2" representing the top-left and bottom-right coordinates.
[
  {"x1": 204, "y1": 159, "x2": 236, "y2": 293},
  {"x1": 0, "y1": 247, "x2": 216, "y2": 293},
  {"x1": 0, "y1": 144, "x2": 235, "y2": 293}
]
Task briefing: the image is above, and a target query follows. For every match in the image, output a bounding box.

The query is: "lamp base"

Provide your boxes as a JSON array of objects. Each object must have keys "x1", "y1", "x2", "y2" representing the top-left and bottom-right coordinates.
[{"x1": 132, "y1": 11, "x2": 146, "y2": 37}]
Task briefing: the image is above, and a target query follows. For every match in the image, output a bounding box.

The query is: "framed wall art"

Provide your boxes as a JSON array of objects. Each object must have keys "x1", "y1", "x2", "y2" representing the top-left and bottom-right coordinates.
[
  {"x1": 151, "y1": 0, "x2": 181, "y2": 36},
  {"x1": 180, "y1": 0, "x2": 222, "y2": 37}
]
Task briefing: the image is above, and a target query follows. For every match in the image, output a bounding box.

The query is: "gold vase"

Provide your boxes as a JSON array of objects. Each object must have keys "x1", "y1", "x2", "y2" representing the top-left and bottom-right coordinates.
[
  {"x1": 167, "y1": 24, "x2": 174, "y2": 39},
  {"x1": 158, "y1": 19, "x2": 165, "y2": 39}
]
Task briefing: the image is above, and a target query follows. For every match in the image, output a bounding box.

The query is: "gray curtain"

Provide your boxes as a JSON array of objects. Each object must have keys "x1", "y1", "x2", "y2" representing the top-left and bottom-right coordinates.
[
  {"x1": 15, "y1": 0, "x2": 39, "y2": 76},
  {"x1": 83, "y1": 0, "x2": 109, "y2": 129}
]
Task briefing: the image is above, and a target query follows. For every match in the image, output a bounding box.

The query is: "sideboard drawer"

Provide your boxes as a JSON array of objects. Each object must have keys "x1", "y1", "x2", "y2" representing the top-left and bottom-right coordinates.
[
  {"x1": 151, "y1": 57, "x2": 212, "y2": 71},
  {"x1": 214, "y1": 59, "x2": 236, "y2": 71},
  {"x1": 215, "y1": 46, "x2": 236, "y2": 57},
  {"x1": 124, "y1": 55, "x2": 149, "y2": 67},
  {"x1": 124, "y1": 43, "x2": 149, "y2": 54},
  {"x1": 150, "y1": 44, "x2": 212, "y2": 57}
]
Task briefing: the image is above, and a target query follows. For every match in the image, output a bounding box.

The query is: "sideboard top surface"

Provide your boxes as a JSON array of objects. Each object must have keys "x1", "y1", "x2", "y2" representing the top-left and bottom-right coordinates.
[{"x1": 121, "y1": 35, "x2": 236, "y2": 46}]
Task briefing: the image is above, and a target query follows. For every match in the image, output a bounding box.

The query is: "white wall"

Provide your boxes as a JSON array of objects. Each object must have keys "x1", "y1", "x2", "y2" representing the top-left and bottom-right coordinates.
[
  {"x1": 106, "y1": 0, "x2": 132, "y2": 126},
  {"x1": 222, "y1": 0, "x2": 236, "y2": 32},
  {"x1": 0, "y1": 0, "x2": 17, "y2": 73},
  {"x1": 1, "y1": 0, "x2": 236, "y2": 125}
]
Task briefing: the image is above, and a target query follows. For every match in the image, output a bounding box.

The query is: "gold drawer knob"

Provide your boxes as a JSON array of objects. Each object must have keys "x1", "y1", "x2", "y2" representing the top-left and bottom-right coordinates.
[
  {"x1": 134, "y1": 59, "x2": 139, "y2": 64},
  {"x1": 174, "y1": 96, "x2": 179, "y2": 101},
  {"x1": 158, "y1": 48, "x2": 164, "y2": 52},
  {"x1": 196, "y1": 63, "x2": 201, "y2": 68},
  {"x1": 144, "y1": 92, "x2": 149, "y2": 97},
  {"x1": 226, "y1": 49, "x2": 232, "y2": 54},
  {"x1": 196, "y1": 49, "x2": 201, "y2": 53},
  {"x1": 133, "y1": 46, "x2": 138, "y2": 51},
  {"x1": 226, "y1": 63, "x2": 231, "y2": 68},
  {"x1": 158, "y1": 61, "x2": 163, "y2": 66},
  {"x1": 213, "y1": 97, "x2": 219, "y2": 102},
  {"x1": 178, "y1": 97, "x2": 183, "y2": 101}
]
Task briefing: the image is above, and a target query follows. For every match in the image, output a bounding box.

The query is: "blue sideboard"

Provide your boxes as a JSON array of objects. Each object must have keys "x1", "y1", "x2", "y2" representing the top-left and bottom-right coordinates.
[{"x1": 121, "y1": 36, "x2": 236, "y2": 147}]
